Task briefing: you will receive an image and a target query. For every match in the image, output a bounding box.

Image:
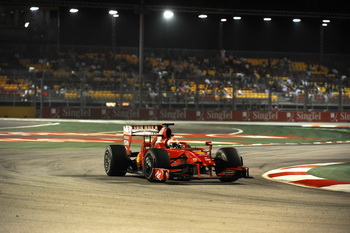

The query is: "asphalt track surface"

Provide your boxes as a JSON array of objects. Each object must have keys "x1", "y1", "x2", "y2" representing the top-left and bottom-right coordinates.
[{"x1": 1, "y1": 121, "x2": 350, "y2": 233}]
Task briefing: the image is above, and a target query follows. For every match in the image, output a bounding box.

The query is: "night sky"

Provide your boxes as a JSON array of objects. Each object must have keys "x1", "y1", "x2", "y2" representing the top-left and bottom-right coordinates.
[
  {"x1": 59, "y1": 5, "x2": 350, "y2": 54},
  {"x1": 1, "y1": 0, "x2": 349, "y2": 54}
]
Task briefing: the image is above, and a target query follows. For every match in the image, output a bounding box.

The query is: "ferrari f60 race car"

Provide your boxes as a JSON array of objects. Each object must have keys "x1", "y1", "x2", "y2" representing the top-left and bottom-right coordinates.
[{"x1": 104, "y1": 123, "x2": 249, "y2": 182}]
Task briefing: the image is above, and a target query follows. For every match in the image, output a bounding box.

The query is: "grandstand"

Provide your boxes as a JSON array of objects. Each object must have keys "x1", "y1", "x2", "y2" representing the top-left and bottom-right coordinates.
[
  {"x1": 0, "y1": 50, "x2": 349, "y2": 112},
  {"x1": 0, "y1": 1, "x2": 349, "y2": 117}
]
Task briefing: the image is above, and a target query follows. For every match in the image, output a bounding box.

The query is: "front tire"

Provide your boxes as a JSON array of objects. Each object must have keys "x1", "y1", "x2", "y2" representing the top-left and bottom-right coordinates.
[
  {"x1": 143, "y1": 148, "x2": 170, "y2": 182},
  {"x1": 104, "y1": 145, "x2": 129, "y2": 176},
  {"x1": 215, "y1": 147, "x2": 243, "y2": 182}
]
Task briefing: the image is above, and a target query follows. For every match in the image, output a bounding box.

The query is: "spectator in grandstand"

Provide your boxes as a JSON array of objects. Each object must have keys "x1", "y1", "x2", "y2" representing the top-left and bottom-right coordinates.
[
  {"x1": 205, "y1": 77, "x2": 211, "y2": 85},
  {"x1": 323, "y1": 92, "x2": 329, "y2": 103}
]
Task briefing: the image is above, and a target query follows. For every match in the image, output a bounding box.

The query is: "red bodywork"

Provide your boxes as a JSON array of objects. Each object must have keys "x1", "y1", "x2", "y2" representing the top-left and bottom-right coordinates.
[{"x1": 123, "y1": 123, "x2": 249, "y2": 182}]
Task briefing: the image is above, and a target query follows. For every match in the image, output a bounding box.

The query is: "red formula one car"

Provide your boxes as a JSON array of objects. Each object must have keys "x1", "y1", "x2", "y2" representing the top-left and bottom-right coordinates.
[{"x1": 104, "y1": 123, "x2": 249, "y2": 182}]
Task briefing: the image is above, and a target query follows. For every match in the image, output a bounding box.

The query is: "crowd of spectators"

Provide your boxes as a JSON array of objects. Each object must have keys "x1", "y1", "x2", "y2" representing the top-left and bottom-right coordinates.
[{"x1": 0, "y1": 50, "x2": 349, "y2": 106}]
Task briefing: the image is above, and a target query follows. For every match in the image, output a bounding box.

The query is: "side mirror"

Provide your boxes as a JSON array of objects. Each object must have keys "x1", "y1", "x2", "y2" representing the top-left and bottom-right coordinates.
[{"x1": 205, "y1": 141, "x2": 212, "y2": 157}]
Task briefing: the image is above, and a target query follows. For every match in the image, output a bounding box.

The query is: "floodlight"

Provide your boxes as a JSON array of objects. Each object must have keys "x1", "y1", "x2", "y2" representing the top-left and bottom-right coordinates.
[
  {"x1": 30, "y1": 7, "x2": 39, "y2": 11},
  {"x1": 109, "y1": 10, "x2": 118, "y2": 15},
  {"x1": 163, "y1": 10, "x2": 174, "y2": 19},
  {"x1": 70, "y1": 8, "x2": 79, "y2": 13}
]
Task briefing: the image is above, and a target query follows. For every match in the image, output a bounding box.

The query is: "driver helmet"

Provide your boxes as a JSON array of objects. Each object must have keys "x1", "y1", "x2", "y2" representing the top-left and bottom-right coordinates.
[{"x1": 167, "y1": 138, "x2": 182, "y2": 148}]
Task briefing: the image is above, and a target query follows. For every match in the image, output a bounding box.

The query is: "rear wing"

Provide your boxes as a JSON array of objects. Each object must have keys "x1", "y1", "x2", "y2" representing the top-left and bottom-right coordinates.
[
  {"x1": 123, "y1": 123, "x2": 174, "y2": 154},
  {"x1": 123, "y1": 125, "x2": 162, "y2": 136}
]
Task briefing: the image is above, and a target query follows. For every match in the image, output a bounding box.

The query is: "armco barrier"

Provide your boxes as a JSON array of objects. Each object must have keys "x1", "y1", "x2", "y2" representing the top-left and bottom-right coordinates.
[
  {"x1": 0, "y1": 106, "x2": 36, "y2": 118},
  {"x1": 41, "y1": 107, "x2": 350, "y2": 122}
]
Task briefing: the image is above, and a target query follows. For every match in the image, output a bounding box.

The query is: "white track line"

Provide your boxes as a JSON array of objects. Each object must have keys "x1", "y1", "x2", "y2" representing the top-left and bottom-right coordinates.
[
  {"x1": 0, "y1": 122, "x2": 60, "y2": 130},
  {"x1": 263, "y1": 162, "x2": 350, "y2": 193}
]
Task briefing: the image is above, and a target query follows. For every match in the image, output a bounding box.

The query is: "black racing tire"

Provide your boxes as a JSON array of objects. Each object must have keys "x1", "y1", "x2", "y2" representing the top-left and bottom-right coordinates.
[
  {"x1": 143, "y1": 148, "x2": 170, "y2": 182},
  {"x1": 104, "y1": 145, "x2": 129, "y2": 176},
  {"x1": 215, "y1": 147, "x2": 243, "y2": 182}
]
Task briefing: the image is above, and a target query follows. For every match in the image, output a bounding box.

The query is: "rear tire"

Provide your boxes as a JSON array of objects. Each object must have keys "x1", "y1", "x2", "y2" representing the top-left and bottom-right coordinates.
[
  {"x1": 215, "y1": 147, "x2": 243, "y2": 182},
  {"x1": 104, "y1": 145, "x2": 129, "y2": 176},
  {"x1": 143, "y1": 148, "x2": 170, "y2": 182}
]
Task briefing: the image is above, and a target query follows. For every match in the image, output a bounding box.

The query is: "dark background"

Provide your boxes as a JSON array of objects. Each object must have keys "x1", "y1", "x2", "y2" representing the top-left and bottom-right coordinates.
[{"x1": 2, "y1": 0, "x2": 350, "y2": 54}]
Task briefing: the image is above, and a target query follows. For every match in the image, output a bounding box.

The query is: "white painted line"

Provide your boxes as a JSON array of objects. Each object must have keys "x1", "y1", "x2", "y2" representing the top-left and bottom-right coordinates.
[
  {"x1": 229, "y1": 128, "x2": 244, "y2": 135},
  {"x1": 268, "y1": 167, "x2": 313, "y2": 173},
  {"x1": 263, "y1": 162, "x2": 350, "y2": 193},
  {"x1": 0, "y1": 122, "x2": 60, "y2": 130},
  {"x1": 276, "y1": 175, "x2": 325, "y2": 182},
  {"x1": 324, "y1": 184, "x2": 350, "y2": 192}
]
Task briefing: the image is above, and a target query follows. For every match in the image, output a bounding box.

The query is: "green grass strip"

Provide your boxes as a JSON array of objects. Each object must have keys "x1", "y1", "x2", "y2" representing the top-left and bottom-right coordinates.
[
  {"x1": 307, "y1": 163, "x2": 350, "y2": 183},
  {"x1": 0, "y1": 121, "x2": 350, "y2": 149}
]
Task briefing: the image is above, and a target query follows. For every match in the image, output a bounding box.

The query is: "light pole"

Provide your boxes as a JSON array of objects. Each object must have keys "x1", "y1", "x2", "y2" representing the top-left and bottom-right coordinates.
[
  {"x1": 112, "y1": 16, "x2": 116, "y2": 51},
  {"x1": 338, "y1": 76, "x2": 345, "y2": 112},
  {"x1": 138, "y1": 4, "x2": 145, "y2": 108},
  {"x1": 162, "y1": 10, "x2": 174, "y2": 48},
  {"x1": 219, "y1": 18, "x2": 226, "y2": 50},
  {"x1": 320, "y1": 20, "x2": 330, "y2": 63},
  {"x1": 57, "y1": 7, "x2": 60, "y2": 54},
  {"x1": 109, "y1": 10, "x2": 119, "y2": 52},
  {"x1": 320, "y1": 23, "x2": 324, "y2": 63},
  {"x1": 39, "y1": 70, "x2": 46, "y2": 118}
]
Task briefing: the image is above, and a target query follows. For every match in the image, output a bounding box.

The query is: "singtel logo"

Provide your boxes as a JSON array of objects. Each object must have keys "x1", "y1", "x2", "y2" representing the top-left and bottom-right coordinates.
[
  {"x1": 62, "y1": 108, "x2": 91, "y2": 118},
  {"x1": 112, "y1": 109, "x2": 140, "y2": 118},
  {"x1": 206, "y1": 111, "x2": 233, "y2": 120},
  {"x1": 296, "y1": 112, "x2": 321, "y2": 121},
  {"x1": 159, "y1": 110, "x2": 186, "y2": 119}
]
